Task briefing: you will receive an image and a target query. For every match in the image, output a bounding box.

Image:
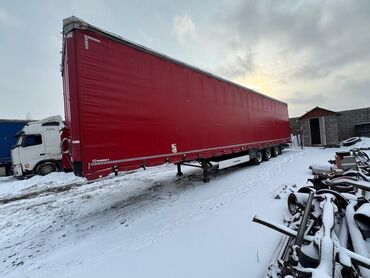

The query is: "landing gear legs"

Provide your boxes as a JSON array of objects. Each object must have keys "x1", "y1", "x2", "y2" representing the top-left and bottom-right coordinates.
[
  {"x1": 176, "y1": 163, "x2": 183, "y2": 177},
  {"x1": 176, "y1": 160, "x2": 212, "y2": 182},
  {"x1": 201, "y1": 160, "x2": 210, "y2": 183}
]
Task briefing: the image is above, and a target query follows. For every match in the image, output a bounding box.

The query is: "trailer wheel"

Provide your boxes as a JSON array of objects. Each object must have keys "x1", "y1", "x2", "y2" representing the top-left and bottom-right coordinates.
[
  {"x1": 263, "y1": 148, "x2": 272, "y2": 161},
  {"x1": 278, "y1": 146, "x2": 282, "y2": 155},
  {"x1": 251, "y1": 150, "x2": 263, "y2": 165},
  {"x1": 272, "y1": 146, "x2": 279, "y2": 157},
  {"x1": 36, "y1": 162, "x2": 56, "y2": 176}
]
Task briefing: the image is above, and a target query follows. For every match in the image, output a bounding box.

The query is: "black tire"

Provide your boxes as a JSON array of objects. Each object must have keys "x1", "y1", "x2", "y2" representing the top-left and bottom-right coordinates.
[
  {"x1": 5, "y1": 164, "x2": 12, "y2": 176},
  {"x1": 263, "y1": 148, "x2": 272, "y2": 161},
  {"x1": 36, "y1": 162, "x2": 56, "y2": 176},
  {"x1": 251, "y1": 150, "x2": 263, "y2": 165},
  {"x1": 272, "y1": 146, "x2": 279, "y2": 157},
  {"x1": 342, "y1": 137, "x2": 361, "y2": 146}
]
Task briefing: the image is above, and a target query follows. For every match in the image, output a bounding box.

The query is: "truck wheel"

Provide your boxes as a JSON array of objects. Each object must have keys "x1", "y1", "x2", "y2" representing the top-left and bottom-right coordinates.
[
  {"x1": 263, "y1": 148, "x2": 272, "y2": 161},
  {"x1": 36, "y1": 162, "x2": 56, "y2": 176},
  {"x1": 5, "y1": 164, "x2": 12, "y2": 176},
  {"x1": 272, "y1": 146, "x2": 279, "y2": 157},
  {"x1": 251, "y1": 150, "x2": 263, "y2": 165}
]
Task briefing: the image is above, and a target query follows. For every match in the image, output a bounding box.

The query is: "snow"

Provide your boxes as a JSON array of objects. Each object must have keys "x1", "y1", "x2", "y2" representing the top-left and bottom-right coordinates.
[
  {"x1": 0, "y1": 138, "x2": 369, "y2": 278},
  {"x1": 355, "y1": 202, "x2": 370, "y2": 219},
  {"x1": 345, "y1": 201, "x2": 370, "y2": 277},
  {"x1": 0, "y1": 172, "x2": 84, "y2": 198},
  {"x1": 314, "y1": 195, "x2": 335, "y2": 278}
]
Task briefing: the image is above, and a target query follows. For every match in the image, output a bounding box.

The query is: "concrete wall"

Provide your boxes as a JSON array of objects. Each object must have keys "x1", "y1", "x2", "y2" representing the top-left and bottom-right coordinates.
[
  {"x1": 324, "y1": 115, "x2": 339, "y2": 145},
  {"x1": 337, "y1": 107, "x2": 370, "y2": 140},
  {"x1": 301, "y1": 118, "x2": 310, "y2": 146},
  {"x1": 295, "y1": 115, "x2": 339, "y2": 147},
  {"x1": 290, "y1": 107, "x2": 370, "y2": 146}
]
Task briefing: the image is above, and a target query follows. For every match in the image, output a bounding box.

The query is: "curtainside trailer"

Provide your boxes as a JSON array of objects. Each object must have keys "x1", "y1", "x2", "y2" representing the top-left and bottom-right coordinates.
[
  {"x1": 0, "y1": 120, "x2": 29, "y2": 176},
  {"x1": 61, "y1": 17, "x2": 290, "y2": 181}
]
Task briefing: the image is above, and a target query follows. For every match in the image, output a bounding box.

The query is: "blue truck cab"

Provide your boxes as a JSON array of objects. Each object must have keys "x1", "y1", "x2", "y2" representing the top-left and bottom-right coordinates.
[{"x1": 0, "y1": 120, "x2": 29, "y2": 176}]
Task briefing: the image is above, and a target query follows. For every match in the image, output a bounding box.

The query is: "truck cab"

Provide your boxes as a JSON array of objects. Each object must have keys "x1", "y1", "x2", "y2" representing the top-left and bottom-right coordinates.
[{"x1": 11, "y1": 116, "x2": 64, "y2": 178}]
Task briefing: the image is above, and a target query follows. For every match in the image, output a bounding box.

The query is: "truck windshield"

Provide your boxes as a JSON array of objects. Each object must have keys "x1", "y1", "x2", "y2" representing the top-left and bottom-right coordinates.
[
  {"x1": 23, "y1": 134, "x2": 42, "y2": 147},
  {"x1": 13, "y1": 134, "x2": 43, "y2": 148},
  {"x1": 14, "y1": 135, "x2": 24, "y2": 147}
]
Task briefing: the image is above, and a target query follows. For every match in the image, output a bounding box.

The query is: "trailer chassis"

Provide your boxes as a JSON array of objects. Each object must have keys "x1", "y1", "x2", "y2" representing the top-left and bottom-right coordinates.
[{"x1": 176, "y1": 144, "x2": 285, "y2": 183}]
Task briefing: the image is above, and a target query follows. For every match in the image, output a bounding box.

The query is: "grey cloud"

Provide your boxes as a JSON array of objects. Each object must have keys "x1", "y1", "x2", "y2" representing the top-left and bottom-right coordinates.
[
  {"x1": 1, "y1": 0, "x2": 369, "y2": 120},
  {"x1": 215, "y1": 0, "x2": 370, "y2": 81},
  {"x1": 285, "y1": 76, "x2": 370, "y2": 117},
  {"x1": 282, "y1": 91, "x2": 328, "y2": 105},
  {"x1": 208, "y1": 0, "x2": 370, "y2": 117},
  {"x1": 216, "y1": 52, "x2": 254, "y2": 79},
  {"x1": 291, "y1": 42, "x2": 370, "y2": 80},
  {"x1": 0, "y1": 8, "x2": 21, "y2": 27},
  {"x1": 340, "y1": 78, "x2": 370, "y2": 99},
  {"x1": 292, "y1": 65, "x2": 330, "y2": 80},
  {"x1": 173, "y1": 14, "x2": 198, "y2": 44},
  {"x1": 321, "y1": 77, "x2": 370, "y2": 112},
  {"x1": 217, "y1": 1, "x2": 324, "y2": 49}
]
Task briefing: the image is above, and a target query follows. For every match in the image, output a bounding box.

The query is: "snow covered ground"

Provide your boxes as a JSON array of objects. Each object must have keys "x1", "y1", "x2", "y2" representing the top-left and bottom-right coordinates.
[{"x1": 1, "y1": 139, "x2": 369, "y2": 278}]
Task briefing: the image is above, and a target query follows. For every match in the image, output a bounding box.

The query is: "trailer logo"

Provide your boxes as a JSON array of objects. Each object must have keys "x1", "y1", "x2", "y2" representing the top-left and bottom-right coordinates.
[
  {"x1": 171, "y1": 144, "x2": 177, "y2": 153},
  {"x1": 84, "y1": 35, "x2": 101, "y2": 49}
]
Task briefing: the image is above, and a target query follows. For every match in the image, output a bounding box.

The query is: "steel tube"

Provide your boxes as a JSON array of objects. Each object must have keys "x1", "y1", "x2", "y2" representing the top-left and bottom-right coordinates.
[{"x1": 295, "y1": 192, "x2": 314, "y2": 248}]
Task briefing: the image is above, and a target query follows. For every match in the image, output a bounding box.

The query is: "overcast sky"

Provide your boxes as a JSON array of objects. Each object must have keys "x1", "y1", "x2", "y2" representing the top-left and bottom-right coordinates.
[{"x1": 1, "y1": 0, "x2": 369, "y2": 119}]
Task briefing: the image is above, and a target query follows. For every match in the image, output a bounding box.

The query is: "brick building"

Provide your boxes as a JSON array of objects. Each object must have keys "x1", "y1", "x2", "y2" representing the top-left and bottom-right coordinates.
[{"x1": 289, "y1": 106, "x2": 370, "y2": 147}]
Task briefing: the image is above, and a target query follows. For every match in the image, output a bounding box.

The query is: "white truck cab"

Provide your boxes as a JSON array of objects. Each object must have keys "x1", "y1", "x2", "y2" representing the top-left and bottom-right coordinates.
[{"x1": 11, "y1": 116, "x2": 64, "y2": 178}]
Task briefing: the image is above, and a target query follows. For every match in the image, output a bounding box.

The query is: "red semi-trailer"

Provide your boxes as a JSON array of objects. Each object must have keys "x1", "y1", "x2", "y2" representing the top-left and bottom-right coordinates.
[{"x1": 61, "y1": 17, "x2": 290, "y2": 181}]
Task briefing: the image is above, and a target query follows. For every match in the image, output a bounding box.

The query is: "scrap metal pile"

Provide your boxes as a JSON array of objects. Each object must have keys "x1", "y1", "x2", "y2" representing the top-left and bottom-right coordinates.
[{"x1": 254, "y1": 147, "x2": 370, "y2": 278}]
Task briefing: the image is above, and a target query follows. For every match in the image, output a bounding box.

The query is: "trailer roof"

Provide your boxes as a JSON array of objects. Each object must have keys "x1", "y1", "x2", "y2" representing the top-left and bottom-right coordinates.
[
  {"x1": 0, "y1": 119, "x2": 30, "y2": 123},
  {"x1": 62, "y1": 16, "x2": 287, "y2": 106}
]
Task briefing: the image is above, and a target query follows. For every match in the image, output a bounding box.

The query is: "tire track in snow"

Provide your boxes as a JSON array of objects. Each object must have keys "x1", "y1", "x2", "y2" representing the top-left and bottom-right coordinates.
[
  {"x1": 0, "y1": 164, "x2": 197, "y2": 276},
  {"x1": 119, "y1": 148, "x2": 309, "y2": 251},
  {"x1": 0, "y1": 148, "x2": 310, "y2": 275}
]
